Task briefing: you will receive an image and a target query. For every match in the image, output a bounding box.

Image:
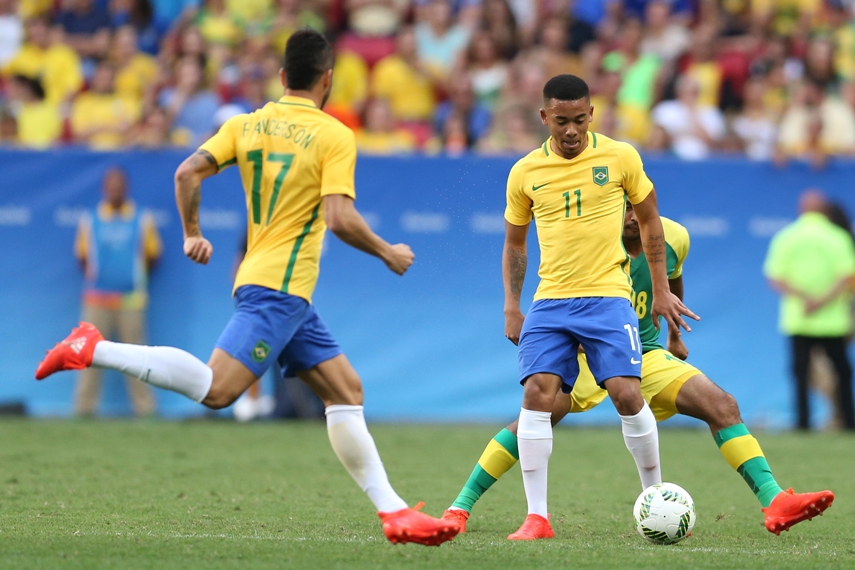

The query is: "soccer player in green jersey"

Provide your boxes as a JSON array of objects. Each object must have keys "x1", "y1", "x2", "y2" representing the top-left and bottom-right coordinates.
[{"x1": 442, "y1": 202, "x2": 835, "y2": 536}]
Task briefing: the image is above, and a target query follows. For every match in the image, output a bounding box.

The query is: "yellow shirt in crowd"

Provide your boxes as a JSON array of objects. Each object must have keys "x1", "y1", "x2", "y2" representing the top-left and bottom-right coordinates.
[
  {"x1": 114, "y1": 54, "x2": 158, "y2": 104},
  {"x1": 17, "y1": 100, "x2": 62, "y2": 149},
  {"x1": 71, "y1": 93, "x2": 141, "y2": 150},
  {"x1": 3, "y1": 43, "x2": 83, "y2": 104},
  {"x1": 372, "y1": 54, "x2": 436, "y2": 122}
]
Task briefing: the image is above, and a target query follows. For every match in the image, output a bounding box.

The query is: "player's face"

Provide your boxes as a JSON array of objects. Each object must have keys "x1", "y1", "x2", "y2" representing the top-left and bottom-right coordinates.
[
  {"x1": 623, "y1": 203, "x2": 640, "y2": 241},
  {"x1": 540, "y1": 97, "x2": 593, "y2": 159}
]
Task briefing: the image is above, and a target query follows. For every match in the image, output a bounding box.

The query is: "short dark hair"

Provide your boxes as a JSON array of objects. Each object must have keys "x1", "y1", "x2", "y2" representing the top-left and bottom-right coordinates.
[
  {"x1": 543, "y1": 75, "x2": 590, "y2": 102},
  {"x1": 284, "y1": 28, "x2": 333, "y2": 90}
]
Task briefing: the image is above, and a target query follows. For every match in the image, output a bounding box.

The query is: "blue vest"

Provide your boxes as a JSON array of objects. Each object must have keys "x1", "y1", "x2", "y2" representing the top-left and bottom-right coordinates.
[{"x1": 86, "y1": 206, "x2": 146, "y2": 293}]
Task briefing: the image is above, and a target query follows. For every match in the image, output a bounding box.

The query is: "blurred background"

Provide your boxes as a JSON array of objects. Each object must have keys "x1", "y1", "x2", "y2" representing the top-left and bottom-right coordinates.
[{"x1": 1, "y1": 0, "x2": 854, "y2": 428}]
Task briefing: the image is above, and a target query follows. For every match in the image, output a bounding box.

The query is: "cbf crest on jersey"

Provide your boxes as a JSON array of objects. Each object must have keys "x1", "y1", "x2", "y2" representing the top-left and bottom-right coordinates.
[{"x1": 593, "y1": 166, "x2": 609, "y2": 186}]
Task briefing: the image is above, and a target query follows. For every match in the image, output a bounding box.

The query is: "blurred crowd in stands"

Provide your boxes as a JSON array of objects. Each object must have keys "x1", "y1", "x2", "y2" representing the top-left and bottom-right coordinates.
[{"x1": 2, "y1": 0, "x2": 855, "y2": 161}]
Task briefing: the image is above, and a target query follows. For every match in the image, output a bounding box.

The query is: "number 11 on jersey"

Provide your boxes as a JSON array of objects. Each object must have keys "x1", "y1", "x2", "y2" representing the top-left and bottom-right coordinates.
[{"x1": 563, "y1": 189, "x2": 582, "y2": 218}]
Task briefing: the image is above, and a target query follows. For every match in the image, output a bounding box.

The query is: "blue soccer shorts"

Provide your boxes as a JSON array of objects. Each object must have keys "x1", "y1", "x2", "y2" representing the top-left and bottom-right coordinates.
[
  {"x1": 518, "y1": 297, "x2": 642, "y2": 392},
  {"x1": 215, "y1": 285, "x2": 342, "y2": 378}
]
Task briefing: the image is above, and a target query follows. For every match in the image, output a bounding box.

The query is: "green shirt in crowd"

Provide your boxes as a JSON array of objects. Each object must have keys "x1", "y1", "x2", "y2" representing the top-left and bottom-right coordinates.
[{"x1": 764, "y1": 212, "x2": 855, "y2": 337}]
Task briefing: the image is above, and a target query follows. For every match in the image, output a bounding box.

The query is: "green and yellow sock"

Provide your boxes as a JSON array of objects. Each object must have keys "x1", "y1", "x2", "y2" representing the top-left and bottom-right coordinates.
[
  {"x1": 714, "y1": 423, "x2": 783, "y2": 508},
  {"x1": 450, "y1": 428, "x2": 519, "y2": 512}
]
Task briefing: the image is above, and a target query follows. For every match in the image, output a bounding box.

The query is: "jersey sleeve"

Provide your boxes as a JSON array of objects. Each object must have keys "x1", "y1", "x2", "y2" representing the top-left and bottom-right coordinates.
[
  {"x1": 198, "y1": 114, "x2": 245, "y2": 170},
  {"x1": 504, "y1": 161, "x2": 532, "y2": 226},
  {"x1": 616, "y1": 142, "x2": 653, "y2": 204},
  {"x1": 319, "y1": 125, "x2": 357, "y2": 198},
  {"x1": 663, "y1": 218, "x2": 690, "y2": 279}
]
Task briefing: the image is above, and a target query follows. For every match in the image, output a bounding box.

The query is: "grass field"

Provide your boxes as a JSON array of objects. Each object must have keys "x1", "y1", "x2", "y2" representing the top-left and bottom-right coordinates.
[{"x1": 0, "y1": 419, "x2": 852, "y2": 569}]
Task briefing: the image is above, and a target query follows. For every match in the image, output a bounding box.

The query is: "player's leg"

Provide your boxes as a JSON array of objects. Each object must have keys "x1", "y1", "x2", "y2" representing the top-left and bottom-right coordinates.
[
  {"x1": 73, "y1": 304, "x2": 113, "y2": 416},
  {"x1": 819, "y1": 337, "x2": 855, "y2": 430},
  {"x1": 443, "y1": 390, "x2": 572, "y2": 531},
  {"x1": 117, "y1": 307, "x2": 156, "y2": 417},
  {"x1": 672, "y1": 370, "x2": 834, "y2": 534},
  {"x1": 791, "y1": 335, "x2": 813, "y2": 430},
  {"x1": 582, "y1": 298, "x2": 660, "y2": 490},
  {"x1": 37, "y1": 286, "x2": 300, "y2": 409},
  {"x1": 285, "y1": 307, "x2": 457, "y2": 546}
]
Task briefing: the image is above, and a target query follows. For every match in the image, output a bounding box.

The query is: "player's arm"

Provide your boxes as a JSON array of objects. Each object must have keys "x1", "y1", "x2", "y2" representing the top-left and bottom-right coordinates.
[
  {"x1": 633, "y1": 189, "x2": 699, "y2": 333},
  {"x1": 323, "y1": 194, "x2": 413, "y2": 275},
  {"x1": 503, "y1": 220, "x2": 529, "y2": 345},
  {"x1": 174, "y1": 149, "x2": 219, "y2": 264}
]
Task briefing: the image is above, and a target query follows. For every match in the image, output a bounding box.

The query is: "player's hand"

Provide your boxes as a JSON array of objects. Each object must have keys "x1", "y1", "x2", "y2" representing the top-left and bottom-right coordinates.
[
  {"x1": 184, "y1": 236, "x2": 213, "y2": 264},
  {"x1": 384, "y1": 243, "x2": 414, "y2": 275},
  {"x1": 651, "y1": 290, "x2": 699, "y2": 334},
  {"x1": 667, "y1": 333, "x2": 689, "y2": 360},
  {"x1": 504, "y1": 309, "x2": 525, "y2": 345}
]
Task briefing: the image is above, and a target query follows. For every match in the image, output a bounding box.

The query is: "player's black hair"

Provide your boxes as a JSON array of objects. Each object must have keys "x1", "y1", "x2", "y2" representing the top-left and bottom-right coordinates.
[
  {"x1": 542, "y1": 74, "x2": 590, "y2": 103},
  {"x1": 283, "y1": 28, "x2": 333, "y2": 91}
]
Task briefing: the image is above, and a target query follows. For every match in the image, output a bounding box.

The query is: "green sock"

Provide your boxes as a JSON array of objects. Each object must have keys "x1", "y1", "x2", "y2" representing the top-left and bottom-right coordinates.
[
  {"x1": 714, "y1": 423, "x2": 784, "y2": 508},
  {"x1": 450, "y1": 428, "x2": 519, "y2": 512}
]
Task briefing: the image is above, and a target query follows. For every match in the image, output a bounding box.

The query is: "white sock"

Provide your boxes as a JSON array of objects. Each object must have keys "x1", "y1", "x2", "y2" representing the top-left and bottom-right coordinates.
[
  {"x1": 517, "y1": 408, "x2": 553, "y2": 518},
  {"x1": 620, "y1": 402, "x2": 662, "y2": 489},
  {"x1": 92, "y1": 341, "x2": 213, "y2": 403},
  {"x1": 325, "y1": 405, "x2": 408, "y2": 513}
]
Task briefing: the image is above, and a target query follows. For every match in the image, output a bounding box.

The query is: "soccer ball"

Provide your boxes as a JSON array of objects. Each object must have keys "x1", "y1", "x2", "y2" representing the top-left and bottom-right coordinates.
[{"x1": 633, "y1": 483, "x2": 696, "y2": 545}]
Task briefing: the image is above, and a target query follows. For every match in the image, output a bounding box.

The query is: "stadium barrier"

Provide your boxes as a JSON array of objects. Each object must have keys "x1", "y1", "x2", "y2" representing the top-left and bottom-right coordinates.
[{"x1": 1, "y1": 149, "x2": 853, "y2": 427}]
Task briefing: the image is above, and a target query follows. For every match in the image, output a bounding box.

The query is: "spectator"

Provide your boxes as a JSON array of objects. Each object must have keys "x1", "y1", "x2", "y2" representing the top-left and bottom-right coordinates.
[
  {"x1": 803, "y1": 36, "x2": 836, "y2": 89},
  {"x1": 111, "y1": 25, "x2": 158, "y2": 105},
  {"x1": 267, "y1": 0, "x2": 325, "y2": 55},
  {"x1": 0, "y1": 0, "x2": 24, "y2": 67},
  {"x1": 3, "y1": 18, "x2": 84, "y2": 104},
  {"x1": 149, "y1": 0, "x2": 199, "y2": 34},
  {"x1": 764, "y1": 189, "x2": 855, "y2": 431},
  {"x1": 109, "y1": 0, "x2": 161, "y2": 55},
  {"x1": 55, "y1": 0, "x2": 112, "y2": 60},
  {"x1": 72, "y1": 61, "x2": 141, "y2": 149},
  {"x1": 323, "y1": 50, "x2": 368, "y2": 129},
  {"x1": 481, "y1": 0, "x2": 518, "y2": 59},
  {"x1": 435, "y1": 73, "x2": 491, "y2": 143},
  {"x1": 651, "y1": 74, "x2": 725, "y2": 160},
  {"x1": 195, "y1": 0, "x2": 243, "y2": 48},
  {"x1": 589, "y1": 68, "x2": 648, "y2": 144},
  {"x1": 463, "y1": 30, "x2": 508, "y2": 110},
  {"x1": 532, "y1": 16, "x2": 583, "y2": 81},
  {"x1": 7, "y1": 74, "x2": 62, "y2": 148},
  {"x1": 776, "y1": 80, "x2": 855, "y2": 167},
  {"x1": 73, "y1": 167, "x2": 161, "y2": 418},
  {"x1": 731, "y1": 76, "x2": 777, "y2": 161},
  {"x1": 0, "y1": 107, "x2": 16, "y2": 143},
  {"x1": 476, "y1": 103, "x2": 539, "y2": 154},
  {"x1": 158, "y1": 55, "x2": 220, "y2": 147},
  {"x1": 640, "y1": 0, "x2": 690, "y2": 64},
  {"x1": 231, "y1": 65, "x2": 270, "y2": 112},
  {"x1": 355, "y1": 98, "x2": 417, "y2": 155},
  {"x1": 427, "y1": 109, "x2": 471, "y2": 155},
  {"x1": 132, "y1": 106, "x2": 178, "y2": 147},
  {"x1": 681, "y1": 23, "x2": 723, "y2": 108},
  {"x1": 567, "y1": 0, "x2": 618, "y2": 53},
  {"x1": 601, "y1": 18, "x2": 663, "y2": 117},
  {"x1": 338, "y1": 0, "x2": 405, "y2": 66},
  {"x1": 416, "y1": 0, "x2": 471, "y2": 80}
]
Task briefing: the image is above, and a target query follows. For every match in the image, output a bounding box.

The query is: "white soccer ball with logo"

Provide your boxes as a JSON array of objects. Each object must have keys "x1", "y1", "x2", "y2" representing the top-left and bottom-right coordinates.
[{"x1": 633, "y1": 483, "x2": 696, "y2": 545}]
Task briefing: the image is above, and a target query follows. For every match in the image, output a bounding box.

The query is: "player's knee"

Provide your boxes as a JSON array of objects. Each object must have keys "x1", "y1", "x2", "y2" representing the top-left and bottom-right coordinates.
[
  {"x1": 522, "y1": 374, "x2": 560, "y2": 409},
  {"x1": 713, "y1": 391, "x2": 741, "y2": 426}
]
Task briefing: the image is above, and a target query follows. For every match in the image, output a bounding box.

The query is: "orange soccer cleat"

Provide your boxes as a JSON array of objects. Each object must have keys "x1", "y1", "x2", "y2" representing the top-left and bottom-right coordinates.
[
  {"x1": 762, "y1": 488, "x2": 835, "y2": 535},
  {"x1": 35, "y1": 322, "x2": 104, "y2": 380},
  {"x1": 507, "y1": 513, "x2": 554, "y2": 540},
  {"x1": 378, "y1": 502, "x2": 460, "y2": 546},
  {"x1": 441, "y1": 508, "x2": 470, "y2": 533}
]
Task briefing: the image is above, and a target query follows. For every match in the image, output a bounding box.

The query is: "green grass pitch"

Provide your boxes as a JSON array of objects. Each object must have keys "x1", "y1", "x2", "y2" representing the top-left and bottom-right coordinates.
[{"x1": 0, "y1": 419, "x2": 852, "y2": 569}]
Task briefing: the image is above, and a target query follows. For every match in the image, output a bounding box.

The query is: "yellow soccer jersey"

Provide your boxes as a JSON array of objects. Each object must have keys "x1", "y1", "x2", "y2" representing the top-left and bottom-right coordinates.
[
  {"x1": 505, "y1": 131, "x2": 654, "y2": 300},
  {"x1": 199, "y1": 95, "x2": 357, "y2": 301}
]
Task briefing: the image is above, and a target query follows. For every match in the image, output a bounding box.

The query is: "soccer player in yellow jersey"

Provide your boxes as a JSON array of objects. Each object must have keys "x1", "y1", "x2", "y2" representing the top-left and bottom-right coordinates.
[
  {"x1": 35, "y1": 29, "x2": 459, "y2": 547},
  {"x1": 443, "y1": 203, "x2": 835, "y2": 536},
  {"x1": 499, "y1": 75, "x2": 699, "y2": 540}
]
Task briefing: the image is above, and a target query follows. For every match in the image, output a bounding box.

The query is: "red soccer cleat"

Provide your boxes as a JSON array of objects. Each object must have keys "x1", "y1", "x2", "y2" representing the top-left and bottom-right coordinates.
[
  {"x1": 441, "y1": 508, "x2": 469, "y2": 533},
  {"x1": 762, "y1": 488, "x2": 835, "y2": 535},
  {"x1": 507, "y1": 513, "x2": 554, "y2": 540},
  {"x1": 378, "y1": 502, "x2": 460, "y2": 546},
  {"x1": 35, "y1": 322, "x2": 104, "y2": 380}
]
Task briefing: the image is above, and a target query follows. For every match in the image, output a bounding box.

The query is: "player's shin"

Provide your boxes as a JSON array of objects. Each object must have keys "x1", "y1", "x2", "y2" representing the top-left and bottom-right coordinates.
[
  {"x1": 450, "y1": 428, "x2": 519, "y2": 512},
  {"x1": 620, "y1": 402, "x2": 661, "y2": 489},
  {"x1": 92, "y1": 341, "x2": 212, "y2": 402},
  {"x1": 325, "y1": 405, "x2": 408, "y2": 513},
  {"x1": 714, "y1": 423, "x2": 783, "y2": 507},
  {"x1": 517, "y1": 409, "x2": 552, "y2": 518}
]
